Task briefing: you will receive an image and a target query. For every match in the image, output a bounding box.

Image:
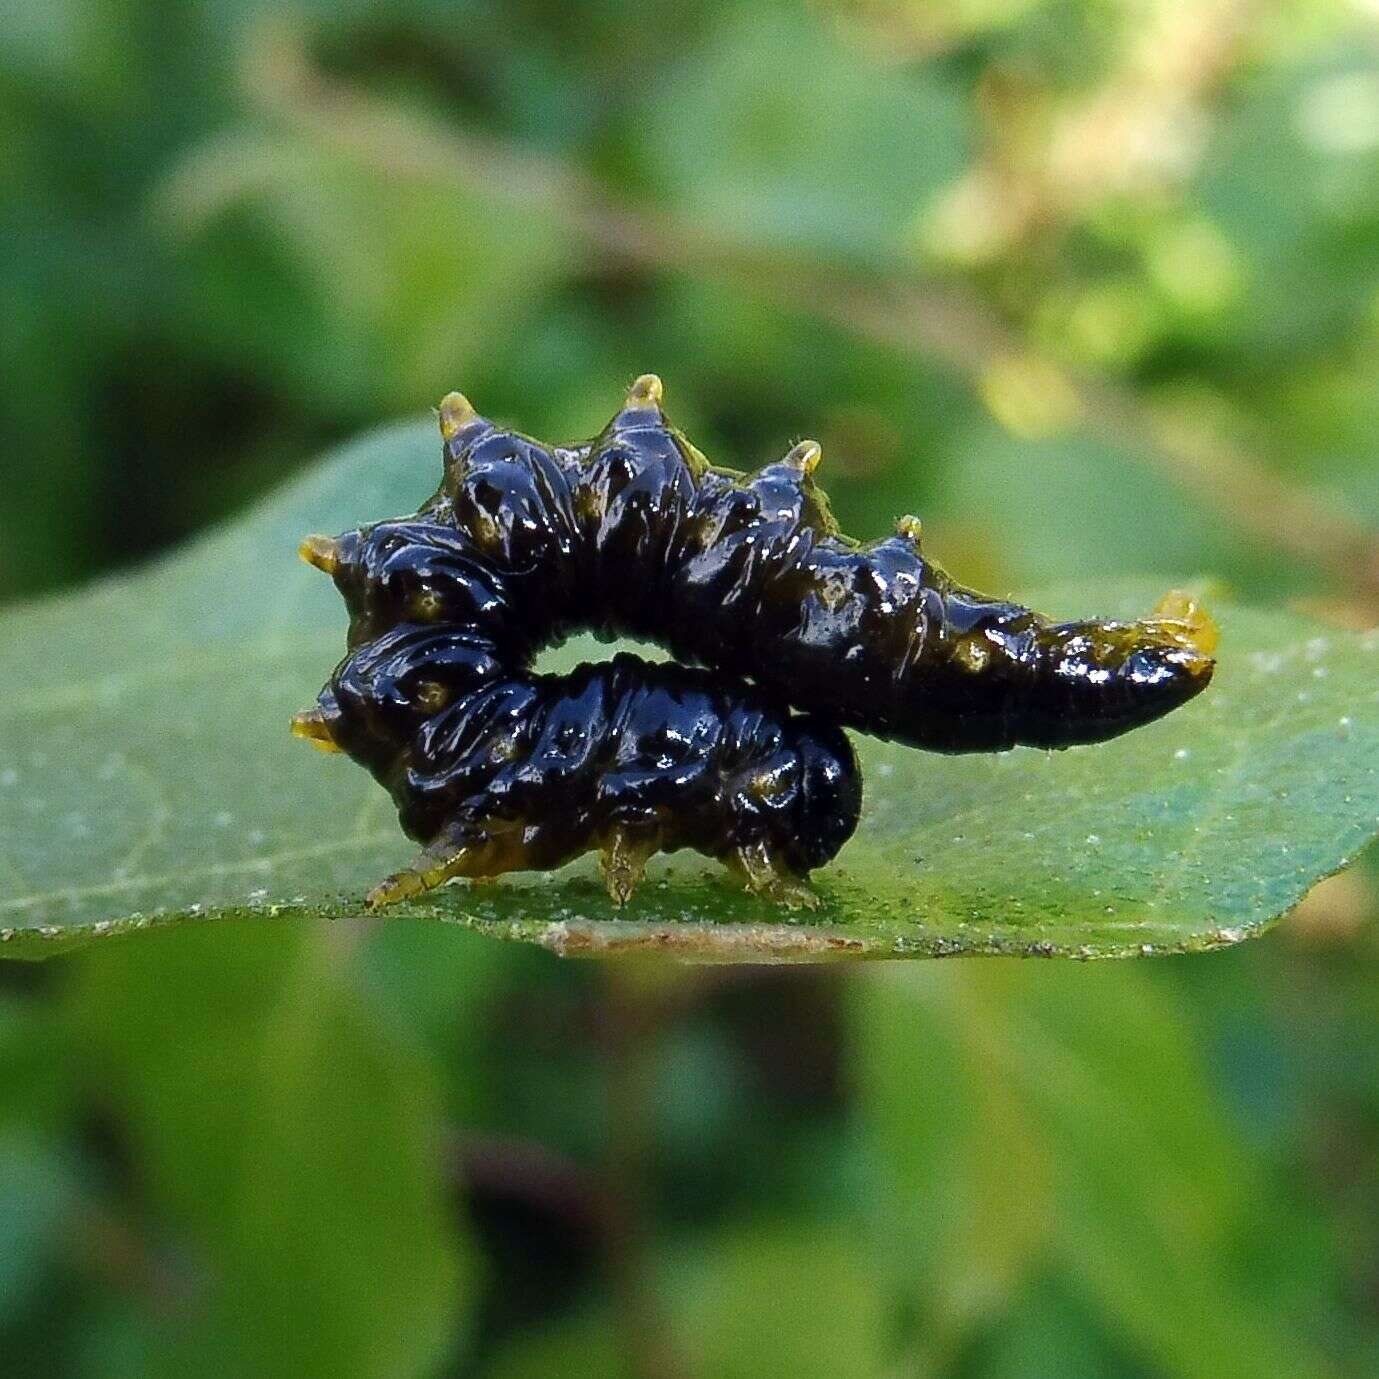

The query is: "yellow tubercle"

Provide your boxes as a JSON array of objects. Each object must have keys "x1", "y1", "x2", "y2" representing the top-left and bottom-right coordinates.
[
  {"x1": 952, "y1": 635, "x2": 992, "y2": 674},
  {"x1": 895, "y1": 515, "x2": 923, "y2": 544},
  {"x1": 291, "y1": 709, "x2": 343, "y2": 753},
  {"x1": 784, "y1": 440, "x2": 823, "y2": 476},
  {"x1": 438, "y1": 391, "x2": 477, "y2": 443},
  {"x1": 626, "y1": 373, "x2": 664, "y2": 407},
  {"x1": 1146, "y1": 589, "x2": 1220, "y2": 658},
  {"x1": 628, "y1": 369, "x2": 664, "y2": 405},
  {"x1": 298, "y1": 534, "x2": 340, "y2": 576}
]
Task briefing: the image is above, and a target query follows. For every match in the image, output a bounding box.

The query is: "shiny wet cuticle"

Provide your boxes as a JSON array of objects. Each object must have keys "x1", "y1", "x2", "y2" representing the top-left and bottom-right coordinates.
[{"x1": 294, "y1": 375, "x2": 1214, "y2": 908}]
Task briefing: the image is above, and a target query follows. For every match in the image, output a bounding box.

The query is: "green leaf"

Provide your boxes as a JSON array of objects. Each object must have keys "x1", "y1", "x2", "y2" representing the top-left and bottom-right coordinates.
[
  {"x1": 853, "y1": 963, "x2": 1340, "y2": 1379},
  {"x1": 636, "y1": 6, "x2": 969, "y2": 264},
  {"x1": 67, "y1": 919, "x2": 475, "y2": 1378},
  {"x1": 0, "y1": 1132, "x2": 77, "y2": 1326},
  {"x1": 664, "y1": 1221, "x2": 889, "y2": 1379},
  {"x1": 475, "y1": 1310, "x2": 622, "y2": 1379},
  {"x1": 1, "y1": 420, "x2": 1376, "y2": 961}
]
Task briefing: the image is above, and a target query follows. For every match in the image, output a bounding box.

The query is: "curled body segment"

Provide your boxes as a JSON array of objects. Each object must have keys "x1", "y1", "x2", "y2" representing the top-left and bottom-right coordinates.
[
  {"x1": 312, "y1": 640, "x2": 860, "y2": 910},
  {"x1": 294, "y1": 374, "x2": 1215, "y2": 907},
  {"x1": 430, "y1": 379, "x2": 1216, "y2": 751}
]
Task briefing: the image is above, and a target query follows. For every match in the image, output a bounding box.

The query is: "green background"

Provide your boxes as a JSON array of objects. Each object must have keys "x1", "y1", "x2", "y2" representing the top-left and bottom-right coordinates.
[{"x1": 4, "y1": 0, "x2": 1379, "y2": 1374}]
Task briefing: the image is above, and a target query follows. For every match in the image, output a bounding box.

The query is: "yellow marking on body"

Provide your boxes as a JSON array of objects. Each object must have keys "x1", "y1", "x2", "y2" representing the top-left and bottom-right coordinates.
[
  {"x1": 748, "y1": 771, "x2": 779, "y2": 802},
  {"x1": 575, "y1": 486, "x2": 602, "y2": 524},
  {"x1": 438, "y1": 391, "x2": 477, "y2": 442},
  {"x1": 488, "y1": 734, "x2": 521, "y2": 764},
  {"x1": 414, "y1": 681, "x2": 451, "y2": 714},
  {"x1": 410, "y1": 590, "x2": 444, "y2": 621},
  {"x1": 471, "y1": 511, "x2": 502, "y2": 550},
  {"x1": 298, "y1": 534, "x2": 340, "y2": 576},
  {"x1": 895, "y1": 515, "x2": 923, "y2": 544},
  {"x1": 681, "y1": 514, "x2": 713, "y2": 550},
  {"x1": 952, "y1": 636, "x2": 992, "y2": 673},
  {"x1": 290, "y1": 709, "x2": 342, "y2": 753},
  {"x1": 817, "y1": 570, "x2": 851, "y2": 614}
]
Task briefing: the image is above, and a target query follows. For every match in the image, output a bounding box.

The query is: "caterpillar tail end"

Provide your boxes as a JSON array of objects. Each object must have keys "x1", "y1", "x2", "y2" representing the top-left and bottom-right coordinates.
[{"x1": 290, "y1": 708, "x2": 343, "y2": 754}]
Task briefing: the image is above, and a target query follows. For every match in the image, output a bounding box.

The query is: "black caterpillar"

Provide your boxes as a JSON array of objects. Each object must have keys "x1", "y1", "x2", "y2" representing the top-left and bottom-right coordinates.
[{"x1": 293, "y1": 375, "x2": 1216, "y2": 910}]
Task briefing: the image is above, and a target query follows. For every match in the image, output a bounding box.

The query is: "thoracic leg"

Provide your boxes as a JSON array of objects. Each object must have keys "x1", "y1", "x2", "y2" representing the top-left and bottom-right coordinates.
[
  {"x1": 598, "y1": 824, "x2": 661, "y2": 906},
  {"x1": 730, "y1": 840, "x2": 819, "y2": 911},
  {"x1": 366, "y1": 846, "x2": 475, "y2": 911},
  {"x1": 365, "y1": 821, "x2": 525, "y2": 911}
]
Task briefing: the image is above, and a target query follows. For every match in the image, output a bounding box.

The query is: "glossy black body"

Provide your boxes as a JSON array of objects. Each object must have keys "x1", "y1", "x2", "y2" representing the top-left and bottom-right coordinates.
[
  {"x1": 319, "y1": 646, "x2": 859, "y2": 872},
  {"x1": 417, "y1": 390, "x2": 1213, "y2": 752},
  {"x1": 306, "y1": 381, "x2": 1212, "y2": 880}
]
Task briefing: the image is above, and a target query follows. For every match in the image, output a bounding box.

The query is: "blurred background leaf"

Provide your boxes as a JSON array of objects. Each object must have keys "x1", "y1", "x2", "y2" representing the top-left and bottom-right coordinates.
[
  {"x1": 64, "y1": 920, "x2": 475, "y2": 1377},
  {"x1": 855, "y1": 963, "x2": 1342, "y2": 1378}
]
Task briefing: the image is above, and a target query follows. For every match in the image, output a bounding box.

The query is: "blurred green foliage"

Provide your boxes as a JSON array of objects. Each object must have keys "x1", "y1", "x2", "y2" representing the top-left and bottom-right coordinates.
[{"x1": 4, "y1": 0, "x2": 1379, "y2": 1374}]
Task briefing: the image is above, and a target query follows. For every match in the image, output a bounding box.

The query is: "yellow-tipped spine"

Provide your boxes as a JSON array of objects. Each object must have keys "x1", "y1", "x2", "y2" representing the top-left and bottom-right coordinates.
[
  {"x1": 298, "y1": 534, "x2": 341, "y2": 576},
  {"x1": 626, "y1": 373, "x2": 664, "y2": 408},
  {"x1": 895, "y1": 515, "x2": 923, "y2": 545},
  {"x1": 291, "y1": 709, "x2": 343, "y2": 753},
  {"x1": 1147, "y1": 589, "x2": 1220, "y2": 658},
  {"x1": 783, "y1": 440, "x2": 823, "y2": 476},
  {"x1": 438, "y1": 391, "x2": 477, "y2": 443}
]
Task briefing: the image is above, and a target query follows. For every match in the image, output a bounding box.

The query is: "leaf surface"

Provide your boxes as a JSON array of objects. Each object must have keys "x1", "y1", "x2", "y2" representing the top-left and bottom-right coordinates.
[{"x1": 2, "y1": 421, "x2": 1376, "y2": 961}]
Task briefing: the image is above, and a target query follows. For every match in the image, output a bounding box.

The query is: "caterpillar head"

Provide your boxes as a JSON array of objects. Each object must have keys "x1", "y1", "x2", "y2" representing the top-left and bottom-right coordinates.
[
  {"x1": 780, "y1": 720, "x2": 863, "y2": 873},
  {"x1": 721, "y1": 715, "x2": 861, "y2": 875}
]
